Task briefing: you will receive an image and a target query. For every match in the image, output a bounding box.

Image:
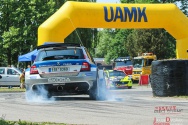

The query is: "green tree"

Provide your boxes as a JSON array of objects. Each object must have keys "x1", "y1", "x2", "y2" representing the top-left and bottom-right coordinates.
[
  {"x1": 95, "y1": 29, "x2": 115, "y2": 58},
  {"x1": 121, "y1": 0, "x2": 159, "y2": 3},
  {"x1": 0, "y1": 0, "x2": 56, "y2": 66},
  {"x1": 179, "y1": 0, "x2": 188, "y2": 16},
  {"x1": 2, "y1": 27, "x2": 21, "y2": 65},
  {"x1": 127, "y1": 29, "x2": 176, "y2": 59},
  {"x1": 105, "y1": 29, "x2": 131, "y2": 63},
  {"x1": 95, "y1": 29, "x2": 131, "y2": 64},
  {"x1": 121, "y1": 0, "x2": 176, "y2": 59},
  {"x1": 0, "y1": 0, "x2": 97, "y2": 66}
]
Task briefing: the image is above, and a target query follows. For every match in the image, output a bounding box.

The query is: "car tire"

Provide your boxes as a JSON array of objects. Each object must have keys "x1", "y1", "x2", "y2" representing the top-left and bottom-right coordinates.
[
  {"x1": 89, "y1": 70, "x2": 107, "y2": 100},
  {"x1": 128, "y1": 86, "x2": 132, "y2": 89},
  {"x1": 25, "y1": 85, "x2": 52, "y2": 100},
  {"x1": 131, "y1": 79, "x2": 135, "y2": 83},
  {"x1": 89, "y1": 80, "x2": 98, "y2": 100},
  {"x1": 47, "y1": 92, "x2": 52, "y2": 98},
  {"x1": 151, "y1": 60, "x2": 188, "y2": 96}
]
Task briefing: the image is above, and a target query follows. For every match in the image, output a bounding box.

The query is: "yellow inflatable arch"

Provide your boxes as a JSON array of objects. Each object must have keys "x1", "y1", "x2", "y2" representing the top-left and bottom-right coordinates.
[{"x1": 38, "y1": 1, "x2": 188, "y2": 59}]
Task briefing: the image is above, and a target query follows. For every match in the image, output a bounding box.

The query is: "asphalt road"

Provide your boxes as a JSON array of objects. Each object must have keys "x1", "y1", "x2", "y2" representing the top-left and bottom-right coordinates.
[{"x1": 0, "y1": 86, "x2": 187, "y2": 125}]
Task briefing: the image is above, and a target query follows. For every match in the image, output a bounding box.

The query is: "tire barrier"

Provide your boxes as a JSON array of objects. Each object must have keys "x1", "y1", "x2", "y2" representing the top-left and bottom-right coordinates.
[{"x1": 150, "y1": 60, "x2": 188, "y2": 97}]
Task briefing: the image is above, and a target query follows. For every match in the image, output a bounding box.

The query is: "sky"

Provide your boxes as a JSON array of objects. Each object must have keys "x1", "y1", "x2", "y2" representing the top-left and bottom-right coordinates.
[{"x1": 97, "y1": 0, "x2": 120, "y2": 3}]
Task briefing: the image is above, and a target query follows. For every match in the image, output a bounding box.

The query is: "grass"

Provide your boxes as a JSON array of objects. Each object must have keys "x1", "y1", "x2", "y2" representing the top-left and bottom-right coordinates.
[
  {"x1": 173, "y1": 95, "x2": 188, "y2": 99},
  {"x1": 0, "y1": 119, "x2": 69, "y2": 125},
  {"x1": 0, "y1": 87, "x2": 25, "y2": 92}
]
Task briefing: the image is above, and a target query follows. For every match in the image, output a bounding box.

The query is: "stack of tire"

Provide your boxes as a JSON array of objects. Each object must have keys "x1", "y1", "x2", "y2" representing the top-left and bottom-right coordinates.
[{"x1": 150, "y1": 59, "x2": 188, "y2": 97}]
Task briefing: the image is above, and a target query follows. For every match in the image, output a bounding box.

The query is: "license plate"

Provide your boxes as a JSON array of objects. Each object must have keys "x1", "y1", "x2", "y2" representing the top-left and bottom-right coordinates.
[
  {"x1": 49, "y1": 67, "x2": 69, "y2": 72},
  {"x1": 48, "y1": 77, "x2": 70, "y2": 83},
  {"x1": 117, "y1": 84, "x2": 127, "y2": 87}
]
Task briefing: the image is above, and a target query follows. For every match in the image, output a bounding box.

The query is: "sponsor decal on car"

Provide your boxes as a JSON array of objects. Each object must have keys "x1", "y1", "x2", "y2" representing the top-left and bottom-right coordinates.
[
  {"x1": 85, "y1": 73, "x2": 93, "y2": 76},
  {"x1": 48, "y1": 77, "x2": 70, "y2": 83},
  {"x1": 62, "y1": 63, "x2": 73, "y2": 65}
]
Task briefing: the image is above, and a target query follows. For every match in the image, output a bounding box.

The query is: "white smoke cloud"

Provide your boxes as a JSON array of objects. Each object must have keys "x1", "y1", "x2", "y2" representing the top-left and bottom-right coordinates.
[
  {"x1": 96, "y1": 70, "x2": 120, "y2": 101},
  {"x1": 25, "y1": 85, "x2": 55, "y2": 103}
]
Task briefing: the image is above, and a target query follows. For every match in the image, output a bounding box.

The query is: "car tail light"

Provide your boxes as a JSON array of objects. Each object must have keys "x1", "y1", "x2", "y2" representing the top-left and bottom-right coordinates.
[
  {"x1": 84, "y1": 55, "x2": 87, "y2": 59},
  {"x1": 30, "y1": 65, "x2": 39, "y2": 74},
  {"x1": 80, "y1": 62, "x2": 90, "y2": 71}
]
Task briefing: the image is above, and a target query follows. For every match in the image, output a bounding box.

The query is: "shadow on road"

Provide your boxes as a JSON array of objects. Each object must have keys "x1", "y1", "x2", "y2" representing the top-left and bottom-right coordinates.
[{"x1": 54, "y1": 96, "x2": 91, "y2": 101}]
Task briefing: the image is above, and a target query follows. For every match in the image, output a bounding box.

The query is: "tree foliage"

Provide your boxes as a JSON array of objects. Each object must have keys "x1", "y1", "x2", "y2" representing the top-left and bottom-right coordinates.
[
  {"x1": 0, "y1": 0, "x2": 186, "y2": 67},
  {"x1": 0, "y1": 0, "x2": 95, "y2": 67},
  {"x1": 126, "y1": 29, "x2": 176, "y2": 59},
  {"x1": 95, "y1": 29, "x2": 131, "y2": 64},
  {"x1": 0, "y1": 0, "x2": 57, "y2": 66}
]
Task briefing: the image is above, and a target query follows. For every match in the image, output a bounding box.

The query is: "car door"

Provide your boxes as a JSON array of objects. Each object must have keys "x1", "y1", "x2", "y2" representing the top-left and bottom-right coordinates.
[
  {"x1": 6, "y1": 68, "x2": 21, "y2": 86},
  {"x1": 0, "y1": 68, "x2": 6, "y2": 86}
]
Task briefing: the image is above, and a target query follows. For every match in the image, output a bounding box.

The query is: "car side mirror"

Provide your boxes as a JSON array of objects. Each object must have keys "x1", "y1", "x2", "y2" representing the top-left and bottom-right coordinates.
[{"x1": 0, "y1": 75, "x2": 2, "y2": 79}]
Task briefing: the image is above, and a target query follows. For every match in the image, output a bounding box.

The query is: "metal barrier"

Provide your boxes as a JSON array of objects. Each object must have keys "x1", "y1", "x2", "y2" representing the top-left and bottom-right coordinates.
[{"x1": 139, "y1": 75, "x2": 149, "y2": 86}]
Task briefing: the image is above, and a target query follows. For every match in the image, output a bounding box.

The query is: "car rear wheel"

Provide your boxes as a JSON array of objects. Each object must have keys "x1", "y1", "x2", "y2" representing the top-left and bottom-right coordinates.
[
  {"x1": 89, "y1": 81, "x2": 97, "y2": 100},
  {"x1": 25, "y1": 85, "x2": 52, "y2": 100},
  {"x1": 89, "y1": 70, "x2": 107, "y2": 100}
]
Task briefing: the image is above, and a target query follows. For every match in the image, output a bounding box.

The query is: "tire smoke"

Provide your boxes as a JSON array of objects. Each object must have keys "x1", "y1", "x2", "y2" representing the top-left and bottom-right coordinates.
[{"x1": 25, "y1": 85, "x2": 55, "y2": 103}]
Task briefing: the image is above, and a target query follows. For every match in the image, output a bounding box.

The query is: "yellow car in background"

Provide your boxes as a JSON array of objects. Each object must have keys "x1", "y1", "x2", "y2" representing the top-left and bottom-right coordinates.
[{"x1": 104, "y1": 70, "x2": 132, "y2": 89}]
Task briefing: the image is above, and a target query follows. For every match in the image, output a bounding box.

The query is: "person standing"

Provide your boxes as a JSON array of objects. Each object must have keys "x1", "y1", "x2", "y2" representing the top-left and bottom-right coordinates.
[
  {"x1": 27, "y1": 65, "x2": 31, "y2": 68},
  {"x1": 19, "y1": 70, "x2": 25, "y2": 89}
]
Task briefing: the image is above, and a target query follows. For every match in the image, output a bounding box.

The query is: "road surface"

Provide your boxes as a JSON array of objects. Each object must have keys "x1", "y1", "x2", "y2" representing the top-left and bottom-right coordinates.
[{"x1": 0, "y1": 86, "x2": 187, "y2": 125}]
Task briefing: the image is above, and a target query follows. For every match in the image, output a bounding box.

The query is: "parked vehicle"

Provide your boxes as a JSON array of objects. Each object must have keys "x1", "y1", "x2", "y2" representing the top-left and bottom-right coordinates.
[
  {"x1": 113, "y1": 57, "x2": 133, "y2": 76},
  {"x1": 0, "y1": 67, "x2": 22, "y2": 87},
  {"x1": 132, "y1": 53, "x2": 157, "y2": 82},
  {"x1": 98, "y1": 65, "x2": 113, "y2": 70},
  {"x1": 25, "y1": 43, "x2": 106, "y2": 100},
  {"x1": 104, "y1": 70, "x2": 132, "y2": 89}
]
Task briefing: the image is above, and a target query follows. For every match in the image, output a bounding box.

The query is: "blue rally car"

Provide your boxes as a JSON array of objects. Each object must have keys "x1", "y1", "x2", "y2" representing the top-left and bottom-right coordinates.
[{"x1": 25, "y1": 43, "x2": 106, "y2": 100}]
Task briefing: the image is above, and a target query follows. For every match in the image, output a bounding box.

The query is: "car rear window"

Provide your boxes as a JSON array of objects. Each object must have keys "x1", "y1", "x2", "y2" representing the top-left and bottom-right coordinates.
[
  {"x1": 115, "y1": 60, "x2": 133, "y2": 67},
  {"x1": 36, "y1": 48, "x2": 84, "y2": 61},
  {"x1": 109, "y1": 71, "x2": 125, "y2": 77}
]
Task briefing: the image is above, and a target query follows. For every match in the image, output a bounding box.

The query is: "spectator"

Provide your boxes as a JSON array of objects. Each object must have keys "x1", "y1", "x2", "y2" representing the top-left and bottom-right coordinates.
[
  {"x1": 25, "y1": 65, "x2": 31, "y2": 72},
  {"x1": 19, "y1": 70, "x2": 25, "y2": 89},
  {"x1": 27, "y1": 65, "x2": 31, "y2": 68}
]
